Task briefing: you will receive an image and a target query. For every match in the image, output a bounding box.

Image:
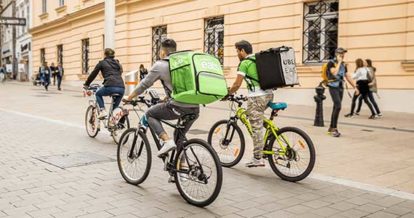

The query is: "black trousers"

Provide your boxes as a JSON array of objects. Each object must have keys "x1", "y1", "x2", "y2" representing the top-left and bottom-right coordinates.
[
  {"x1": 57, "y1": 76, "x2": 62, "y2": 89},
  {"x1": 356, "y1": 91, "x2": 380, "y2": 114},
  {"x1": 328, "y1": 87, "x2": 343, "y2": 129},
  {"x1": 354, "y1": 80, "x2": 376, "y2": 116}
]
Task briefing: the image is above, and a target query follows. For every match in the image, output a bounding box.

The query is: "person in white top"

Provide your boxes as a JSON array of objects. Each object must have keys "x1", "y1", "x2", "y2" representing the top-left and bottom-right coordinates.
[{"x1": 345, "y1": 59, "x2": 377, "y2": 119}]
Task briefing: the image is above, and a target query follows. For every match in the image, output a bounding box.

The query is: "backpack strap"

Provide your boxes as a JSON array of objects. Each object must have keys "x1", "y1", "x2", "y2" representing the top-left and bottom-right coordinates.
[{"x1": 239, "y1": 57, "x2": 259, "y2": 92}]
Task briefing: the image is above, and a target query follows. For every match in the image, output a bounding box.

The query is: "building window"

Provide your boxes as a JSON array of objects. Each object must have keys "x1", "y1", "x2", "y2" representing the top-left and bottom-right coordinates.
[
  {"x1": 303, "y1": 0, "x2": 339, "y2": 63},
  {"x1": 57, "y1": 44, "x2": 63, "y2": 66},
  {"x1": 82, "y1": 39, "x2": 89, "y2": 74},
  {"x1": 42, "y1": 0, "x2": 47, "y2": 14},
  {"x1": 40, "y1": 48, "x2": 45, "y2": 64},
  {"x1": 152, "y1": 26, "x2": 167, "y2": 63},
  {"x1": 59, "y1": 0, "x2": 65, "y2": 7},
  {"x1": 204, "y1": 17, "x2": 224, "y2": 65}
]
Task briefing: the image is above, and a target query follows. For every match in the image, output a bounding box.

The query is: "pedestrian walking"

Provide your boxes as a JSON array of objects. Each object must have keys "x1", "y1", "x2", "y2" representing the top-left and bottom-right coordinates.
[
  {"x1": 39, "y1": 62, "x2": 51, "y2": 91},
  {"x1": 345, "y1": 59, "x2": 377, "y2": 119},
  {"x1": 325, "y1": 48, "x2": 358, "y2": 137},
  {"x1": 139, "y1": 64, "x2": 148, "y2": 81},
  {"x1": 50, "y1": 62, "x2": 57, "y2": 86},
  {"x1": 354, "y1": 59, "x2": 382, "y2": 117},
  {"x1": 57, "y1": 63, "x2": 64, "y2": 91}
]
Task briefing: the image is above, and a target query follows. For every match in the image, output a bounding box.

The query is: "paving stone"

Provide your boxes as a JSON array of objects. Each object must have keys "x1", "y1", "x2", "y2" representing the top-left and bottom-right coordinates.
[{"x1": 366, "y1": 211, "x2": 400, "y2": 218}]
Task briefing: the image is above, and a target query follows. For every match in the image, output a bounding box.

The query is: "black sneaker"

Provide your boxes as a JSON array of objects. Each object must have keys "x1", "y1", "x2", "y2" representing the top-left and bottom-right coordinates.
[
  {"x1": 355, "y1": 112, "x2": 360, "y2": 116},
  {"x1": 344, "y1": 113, "x2": 354, "y2": 118}
]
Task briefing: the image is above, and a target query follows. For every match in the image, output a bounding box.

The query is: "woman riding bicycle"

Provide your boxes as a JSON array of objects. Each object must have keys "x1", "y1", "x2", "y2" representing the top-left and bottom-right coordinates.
[
  {"x1": 123, "y1": 38, "x2": 199, "y2": 158},
  {"x1": 228, "y1": 40, "x2": 274, "y2": 167},
  {"x1": 83, "y1": 48, "x2": 125, "y2": 119}
]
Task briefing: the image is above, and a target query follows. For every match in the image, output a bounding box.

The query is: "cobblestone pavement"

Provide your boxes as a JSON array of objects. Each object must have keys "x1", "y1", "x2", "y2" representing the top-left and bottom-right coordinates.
[{"x1": 0, "y1": 82, "x2": 414, "y2": 217}]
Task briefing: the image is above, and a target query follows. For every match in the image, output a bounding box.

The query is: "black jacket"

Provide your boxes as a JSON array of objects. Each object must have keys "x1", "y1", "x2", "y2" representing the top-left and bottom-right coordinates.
[{"x1": 84, "y1": 57, "x2": 124, "y2": 88}]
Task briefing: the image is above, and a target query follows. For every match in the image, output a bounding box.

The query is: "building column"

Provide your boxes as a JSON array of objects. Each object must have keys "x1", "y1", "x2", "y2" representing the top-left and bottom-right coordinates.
[{"x1": 104, "y1": 0, "x2": 115, "y2": 49}]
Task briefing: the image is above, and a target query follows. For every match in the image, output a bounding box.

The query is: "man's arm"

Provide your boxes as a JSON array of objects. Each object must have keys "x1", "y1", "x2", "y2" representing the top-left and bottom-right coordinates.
[
  {"x1": 228, "y1": 74, "x2": 244, "y2": 94},
  {"x1": 84, "y1": 62, "x2": 101, "y2": 86},
  {"x1": 329, "y1": 61, "x2": 342, "y2": 76},
  {"x1": 127, "y1": 62, "x2": 162, "y2": 100},
  {"x1": 228, "y1": 61, "x2": 248, "y2": 95}
]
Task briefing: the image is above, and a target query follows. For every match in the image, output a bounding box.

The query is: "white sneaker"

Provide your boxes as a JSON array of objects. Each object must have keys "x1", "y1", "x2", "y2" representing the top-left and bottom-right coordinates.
[
  {"x1": 245, "y1": 157, "x2": 265, "y2": 167},
  {"x1": 97, "y1": 109, "x2": 107, "y2": 120},
  {"x1": 157, "y1": 140, "x2": 177, "y2": 157}
]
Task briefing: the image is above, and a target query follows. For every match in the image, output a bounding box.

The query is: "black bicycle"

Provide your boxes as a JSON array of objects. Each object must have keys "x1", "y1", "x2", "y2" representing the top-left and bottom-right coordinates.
[{"x1": 117, "y1": 91, "x2": 222, "y2": 207}]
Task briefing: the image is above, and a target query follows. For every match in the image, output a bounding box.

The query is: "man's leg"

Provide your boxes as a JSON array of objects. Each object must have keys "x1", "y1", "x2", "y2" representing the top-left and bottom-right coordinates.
[
  {"x1": 57, "y1": 76, "x2": 62, "y2": 90},
  {"x1": 329, "y1": 87, "x2": 342, "y2": 133},
  {"x1": 245, "y1": 94, "x2": 271, "y2": 166},
  {"x1": 169, "y1": 105, "x2": 200, "y2": 146},
  {"x1": 146, "y1": 102, "x2": 181, "y2": 157}
]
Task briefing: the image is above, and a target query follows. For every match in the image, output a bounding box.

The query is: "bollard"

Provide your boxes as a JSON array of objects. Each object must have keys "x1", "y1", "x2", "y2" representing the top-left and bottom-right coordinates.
[
  {"x1": 124, "y1": 70, "x2": 139, "y2": 96},
  {"x1": 314, "y1": 83, "x2": 326, "y2": 127}
]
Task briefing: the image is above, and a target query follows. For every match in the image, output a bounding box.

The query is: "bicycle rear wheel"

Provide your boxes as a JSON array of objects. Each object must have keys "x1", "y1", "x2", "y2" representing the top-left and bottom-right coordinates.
[
  {"x1": 267, "y1": 127, "x2": 315, "y2": 182},
  {"x1": 85, "y1": 105, "x2": 99, "y2": 138},
  {"x1": 174, "y1": 139, "x2": 222, "y2": 207},
  {"x1": 112, "y1": 115, "x2": 131, "y2": 144},
  {"x1": 117, "y1": 128, "x2": 152, "y2": 185},
  {"x1": 207, "y1": 120, "x2": 245, "y2": 167}
]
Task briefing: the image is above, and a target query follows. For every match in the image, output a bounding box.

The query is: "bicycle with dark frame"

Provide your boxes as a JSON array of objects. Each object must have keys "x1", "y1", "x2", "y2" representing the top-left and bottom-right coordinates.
[{"x1": 118, "y1": 90, "x2": 222, "y2": 207}]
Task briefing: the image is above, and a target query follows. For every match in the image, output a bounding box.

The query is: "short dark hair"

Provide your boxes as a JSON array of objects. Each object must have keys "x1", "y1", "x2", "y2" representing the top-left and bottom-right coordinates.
[
  {"x1": 104, "y1": 48, "x2": 115, "y2": 57},
  {"x1": 161, "y1": 38, "x2": 177, "y2": 55},
  {"x1": 235, "y1": 40, "x2": 253, "y2": 54}
]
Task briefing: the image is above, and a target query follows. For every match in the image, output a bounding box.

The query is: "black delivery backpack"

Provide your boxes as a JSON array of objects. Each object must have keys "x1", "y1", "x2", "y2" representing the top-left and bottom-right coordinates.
[{"x1": 254, "y1": 46, "x2": 299, "y2": 89}]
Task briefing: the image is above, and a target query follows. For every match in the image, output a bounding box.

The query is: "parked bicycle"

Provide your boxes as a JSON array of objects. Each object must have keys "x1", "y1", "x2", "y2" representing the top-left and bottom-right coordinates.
[
  {"x1": 118, "y1": 91, "x2": 222, "y2": 207},
  {"x1": 208, "y1": 94, "x2": 315, "y2": 182},
  {"x1": 84, "y1": 84, "x2": 130, "y2": 144}
]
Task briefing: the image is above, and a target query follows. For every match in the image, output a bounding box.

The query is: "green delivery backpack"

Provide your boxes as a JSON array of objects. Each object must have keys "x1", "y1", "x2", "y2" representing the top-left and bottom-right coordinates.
[{"x1": 169, "y1": 51, "x2": 228, "y2": 104}]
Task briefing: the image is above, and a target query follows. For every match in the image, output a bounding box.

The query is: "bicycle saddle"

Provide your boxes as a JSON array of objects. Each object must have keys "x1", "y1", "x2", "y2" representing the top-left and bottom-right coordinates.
[
  {"x1": 267, "y1": 102, "x2": 287, "y2": 110},
  {"x1": 111, "y1": 93, "x2": 122, "y2": 97}
]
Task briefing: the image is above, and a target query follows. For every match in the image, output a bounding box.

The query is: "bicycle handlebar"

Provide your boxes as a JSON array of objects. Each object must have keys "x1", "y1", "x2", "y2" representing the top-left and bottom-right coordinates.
[{"x1": 224, "y1": 94, "x2": 247, "y2": 105}]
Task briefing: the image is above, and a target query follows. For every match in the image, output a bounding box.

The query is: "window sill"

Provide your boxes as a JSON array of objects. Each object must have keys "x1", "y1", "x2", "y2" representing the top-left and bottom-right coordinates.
[
  {"x1": 82, "y1": 0, "x2": 92, "y2": 3},
  {"x1": 39, "y1": 13, "x2": 49, "y2": 20},
  {"x1": 55, "y1": 5, "x2": 67, "y2": 14}
]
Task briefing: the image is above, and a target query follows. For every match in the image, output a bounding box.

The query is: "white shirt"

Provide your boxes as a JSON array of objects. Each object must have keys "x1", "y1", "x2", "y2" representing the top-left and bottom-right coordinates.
[{"x1": 352, "y1": 67, "x2": 370, "y2": 81}]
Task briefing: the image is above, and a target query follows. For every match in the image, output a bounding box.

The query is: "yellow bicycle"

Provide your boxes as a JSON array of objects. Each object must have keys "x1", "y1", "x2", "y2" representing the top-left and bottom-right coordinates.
[{"x1": 208, "y1": 95, "x2": 315, "y2": 182}]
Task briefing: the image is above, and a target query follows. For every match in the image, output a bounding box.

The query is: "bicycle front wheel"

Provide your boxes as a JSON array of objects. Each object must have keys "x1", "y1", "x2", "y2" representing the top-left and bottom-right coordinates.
[
  {"x1": 207, "y1": 120, "x2": 245, "y2": 167},
  {"x1": 267, "y1": 127, "x2": 315, "y2": 182},
  {"x1": 85, "y1": 105, "x2": 99, "y2": 138},
  {"x1": 117, "y1": 128, "x2": 152, "y2": 185},
  {"x1": 112, "y1": 115, "x2": 131, "y2": 144},
  {"x1": 174, "y1": 139, "x2": 222, "y2": 207}
]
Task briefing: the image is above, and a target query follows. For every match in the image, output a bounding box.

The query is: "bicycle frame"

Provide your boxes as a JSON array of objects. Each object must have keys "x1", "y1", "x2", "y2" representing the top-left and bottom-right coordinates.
[
  {"x1": 127, "y1": 100, "x2": 206, "y2": 176},
  {"x1": 87, "y1": 91, "x2": 116, "y2": 130},
  {"x1": 227, "y1": 100, "x2": 293, "y2": 157}
]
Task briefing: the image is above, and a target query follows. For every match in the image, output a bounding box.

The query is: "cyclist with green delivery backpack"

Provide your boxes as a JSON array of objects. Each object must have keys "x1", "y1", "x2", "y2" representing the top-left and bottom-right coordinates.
[{"x1": 124, "y1": 38, "x2": 228, "y2": 157}]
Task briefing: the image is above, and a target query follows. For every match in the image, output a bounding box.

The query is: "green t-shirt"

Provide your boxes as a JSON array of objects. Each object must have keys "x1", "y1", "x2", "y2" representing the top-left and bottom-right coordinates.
[{"x1": 237, "y1": 55, "x2": 260, "y2": 91}]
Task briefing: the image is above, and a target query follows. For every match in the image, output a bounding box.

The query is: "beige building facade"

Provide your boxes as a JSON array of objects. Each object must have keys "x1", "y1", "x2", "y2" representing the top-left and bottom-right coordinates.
[{"x1": 30, "y1": 0, "x2": 414, "y2": 90}]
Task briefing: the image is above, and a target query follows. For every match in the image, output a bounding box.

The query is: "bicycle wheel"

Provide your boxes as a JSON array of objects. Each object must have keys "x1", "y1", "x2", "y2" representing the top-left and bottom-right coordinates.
[
  {"x1": 267, "y1": 127, "x2": 315, "y2": 182},
  {"x1": 174, "y1": 139, "x2": 222, "y2": 207},
  {"x1": 85, "y1": 105, "x2": 99, "y2": 138},
  {"x1": 117, "y1": 128, "x2": 152, "y2": 185},
  {"x1": 112, "y1": 115, "x2": 131, "y2": 144},
  {"x1": 207, "y1": 120, "x2": 245, "y2": 167}
]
